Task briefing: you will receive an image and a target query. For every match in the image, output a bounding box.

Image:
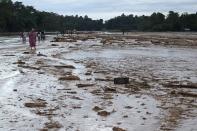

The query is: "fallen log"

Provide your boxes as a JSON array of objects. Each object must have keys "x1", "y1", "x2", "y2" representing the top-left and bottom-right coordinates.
[
  {"x1": 54, "y1": 65, "x2": 76, "y2": 69},
  {"x1": 76, "y1": 83, "x2": 95, "y2": 88},
  {"x1": 178, "y1": 91, "x2": 197, "y2": 97},
  {"x1": 166, "y1": 84, "x2": 197, "y2": 89},
  {"x1": 18, "y1": 65, "x2": 40, "y2": 70},
  {"x1": 59, "y1": 75, "x2": 80, "y2": 81}
]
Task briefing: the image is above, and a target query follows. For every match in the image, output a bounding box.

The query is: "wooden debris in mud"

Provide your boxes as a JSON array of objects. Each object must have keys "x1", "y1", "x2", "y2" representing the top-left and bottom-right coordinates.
[
  {"x1": 125, "y1": 80, "x2": 150, "y2": 90},
  {"x1": 67, "y1": 91, "x2": 77, "y2": 94},
  {"x1": 35, "y1": 60, "x2": 44, "y2": 65},
  {"x1": 13, "y1": 60, "x2": 25, "y2": 65},
  {"x1": 52, "y1": 37, "x2": 77, "y2": 42},
  {"x1": 92, "y1": 106, "x2": 103, "y2": 112},
  {"x1": 95, "y1": 78, "x2": 113, "y2": 82},
  {"x1": 35, "y1": 110, "x2": 57, "y2": 116},
  {"x1": 51, "y1": 53, "x2": 61, "y2": 58},
  {"x1": 58, "y1": 75, "x2": 80, "y2": 81},
  {"x1": 51, "y1": 44, "x2": 59, "y2": 46},
  {"x1": 38, "y1": 71, "x2": 45, "y2": 74},
  {"x1": 70, "y1": 96, "x2": 83, "y2": 100},
  {"x1": 18, "y1": 65, "x2": 40, "y2": 70},
  {"x1": 124, "y1": 106, "x2": 133, "y2": 109},
  {"x1": 23, "y1": 51, "x2": 30, "y2": 54},
  {"x1": 85, "y1": 70, "x2": 92, "y2": 75},
  {"x1": 101, "y1": 38, "x2": 113, "y2": 45},
  {"x1": 113, "y1": 127, "x2": 126, "y2": 131},
  {"x1": 97, "y1": 110, "x2": 110, "y2": 117},
  {"x1": 39, "y1": 129, "x2": 48, "y2": 131},
  {"x1": 3, "y1": 54, "x2": 15, "y2": 56},
  {"x1": 104, "y1": 87, "x2": 116, "y2": 93},
  {"x1": 86, "y1": 62, "x2": 97, "y2": 68},
  {"x1": 24, "y1": 101, "x2": 47, "y2": 108},
  {"x1": 91, "y1": 89, "x2": 102, "y2": 95},
  {"x1": 125, "y1": 85, "x2": 141, "y2": 93},
  {"x1": 123, "y1": 115, "x2": 128, "y2": 118},
  {"x1": 80, "y1": 37, "x2": 89, "y2": 41},
  {"x1": 94, "y1": 70, "x2": 108, "y2": 74},
  {"x1": 76, "y1": 83, "x2": 95, "y2": 88},
  {"x1": 44, "y1": 121, "x2": 62, "y2": 129},
  {"x1": 72, "y1": 106, "x2": 82, "y2": 109},
  {"x1": 13, "y1": 89, "x2": 17, "y2": 92},
  {"x1": 178, "y1": 91, "x2": 197, "y2": 97},
  {"x1": 114, "y1": 77, "x2": 129, "y2": 84},
  {"x1": 37, "y1": 52, "x2": 47, "y2": 57},
  {"x1": 100, "y1": 37, "x2": 125, "y2": 45},
  {"x1": 165, "y1": 83, "x2": 197, "y2": 89},
  {"x1": 151, "y1": 39, "x2": 160, "y2": 44},
  {"x1": 54, "y1": 65, "x2": 76, "y2": 69},
  {"x1": 101, "y1": 94, "x2": 114, "y2": 99},
  {"x1": 57, "y1": 88, "x2": 72, "y2": 91}
]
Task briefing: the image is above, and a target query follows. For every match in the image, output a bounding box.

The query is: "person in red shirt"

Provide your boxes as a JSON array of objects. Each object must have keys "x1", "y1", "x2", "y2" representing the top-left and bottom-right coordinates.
[{"x1": 29, "y1": 28, "x2": 37, "y2": 51}]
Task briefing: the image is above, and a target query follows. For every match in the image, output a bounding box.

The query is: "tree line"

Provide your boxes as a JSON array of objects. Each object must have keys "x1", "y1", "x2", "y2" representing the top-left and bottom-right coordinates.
[
  {"x1": 105, "y1": 12, "x2": 197, "y2": 32},
  {"x1": 0, "y1": 0, "x2": 197, "y2": 32}
]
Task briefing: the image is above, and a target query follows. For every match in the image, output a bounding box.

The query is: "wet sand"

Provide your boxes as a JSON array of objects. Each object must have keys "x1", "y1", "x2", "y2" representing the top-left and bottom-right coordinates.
[{"x1": 0, "y1": 33, "x2": 197, "y2": 131}]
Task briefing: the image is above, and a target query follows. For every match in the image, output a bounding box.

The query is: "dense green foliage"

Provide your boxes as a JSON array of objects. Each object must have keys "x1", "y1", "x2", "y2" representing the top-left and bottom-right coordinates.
[
  {"x1": 0, "y1": 0, "x2": 103, "y2": 32},
  {"x1": 105, "y1": 12, "x2": 197, "y2": 31},
  {"x1": 0, "y1": 0, "x2": 197, "y2": 32}
]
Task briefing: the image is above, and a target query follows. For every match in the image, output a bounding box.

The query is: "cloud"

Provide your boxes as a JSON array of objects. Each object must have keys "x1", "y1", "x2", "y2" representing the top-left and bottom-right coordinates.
[{"x1": 12, "y1": 0, "x2": 197, "y2": 19}]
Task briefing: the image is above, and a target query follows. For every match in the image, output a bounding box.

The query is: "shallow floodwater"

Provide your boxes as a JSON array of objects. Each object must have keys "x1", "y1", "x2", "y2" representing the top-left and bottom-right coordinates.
[
  {"x1": 65, "y1": 46, "x2": 197, "y2": 83},
  {"x1": 0, "y1": 36, "x2": 196, "y2": 131},
  {"x1": 65, "y1": 46, "x2": 197, "y2": 60}
]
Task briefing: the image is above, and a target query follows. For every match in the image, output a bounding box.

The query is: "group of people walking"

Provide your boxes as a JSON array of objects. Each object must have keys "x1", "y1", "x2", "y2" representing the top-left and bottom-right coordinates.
[{"x1": 20, "y1": 29, "x2": 45, "y2": 51}]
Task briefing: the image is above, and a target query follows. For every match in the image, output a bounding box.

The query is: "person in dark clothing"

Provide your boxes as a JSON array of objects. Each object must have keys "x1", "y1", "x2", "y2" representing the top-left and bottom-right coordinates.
[
  {"x1": 20, "y1": 32, "x2": 26, "y2": 43},
  {"x1": 37, "y1": 32, "x2": 41, "y2": 42},
  {"x1": 41, "y1": 31, "x2": 45, "y2": 40}
]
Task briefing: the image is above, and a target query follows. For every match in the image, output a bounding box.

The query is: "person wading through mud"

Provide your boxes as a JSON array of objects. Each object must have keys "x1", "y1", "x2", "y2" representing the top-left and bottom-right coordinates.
[
  {"x1": 29, "y1": 28, "x2": 37, "y2": 52},
  {"x1": 37, "y1": 31, "x2": 41, "y2": 42},
  {"x1": 41, "y1": 31, "x2": 45, "y2": 40},
  {"x1": 20, "y1": 31, "x2": 26, "y2": 44}
]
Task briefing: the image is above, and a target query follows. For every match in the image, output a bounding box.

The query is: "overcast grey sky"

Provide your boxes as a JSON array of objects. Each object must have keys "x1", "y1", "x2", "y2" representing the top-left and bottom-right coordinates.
[{"x1": 12, "y1": 0, "x2": 197, "y2": 20}]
